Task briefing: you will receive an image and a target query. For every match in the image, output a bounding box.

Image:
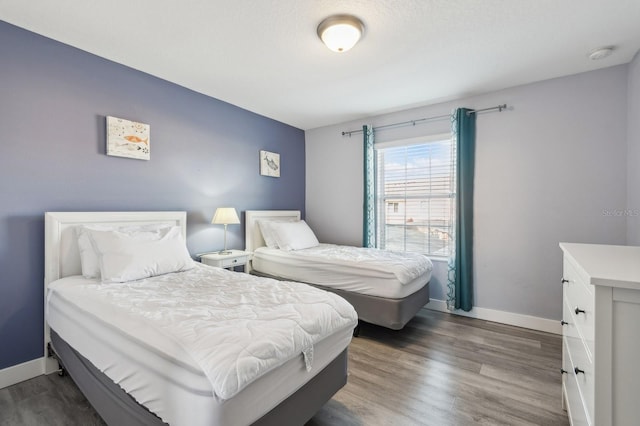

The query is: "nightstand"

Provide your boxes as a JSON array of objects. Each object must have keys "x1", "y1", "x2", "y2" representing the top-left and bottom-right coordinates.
[{"x1": 199, "y1": 250, "x2": 251, "y2": 271}]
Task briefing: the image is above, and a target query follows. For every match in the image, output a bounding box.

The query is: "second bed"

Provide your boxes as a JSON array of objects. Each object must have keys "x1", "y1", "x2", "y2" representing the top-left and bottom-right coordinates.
[{"x1": 246, "y1": 210, "x2": 433, "y2": 330}]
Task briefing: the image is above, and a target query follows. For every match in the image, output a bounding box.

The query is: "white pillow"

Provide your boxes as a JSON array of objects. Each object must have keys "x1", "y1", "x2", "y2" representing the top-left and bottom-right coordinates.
[
  {"x1": 76, "y1": 223, "x2": 173, "y2": 278},
  {"x1": 270, "y1": 220, "x2": 320, "y2": 251},
  {"x1": 257, "y1": 218, "x2": 297, "y2": 248},
  {"x1": 257, "y1": 220, "x2": 279, "y2": 248},
  {"x1": 87, "y1": 226, "x2": 195, "y2": 283}
]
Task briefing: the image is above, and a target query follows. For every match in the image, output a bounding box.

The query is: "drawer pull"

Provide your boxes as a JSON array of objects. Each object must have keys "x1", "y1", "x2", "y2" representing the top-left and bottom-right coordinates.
[
  {"x1": 574, "y1": 367, "x2": 585, "y2": 375},
  {"x1": 561, "y1": 278, "x2": 569, "y2": 284},
  {"x1": 574, "y1": 307, "x2": 585, "y2": 315},
  {"x1": 560, "y1": 320, "x2": 568, "y2": 325},
  {"x1": 560, "y1": 368, "x2": 568, "y2": 375}
]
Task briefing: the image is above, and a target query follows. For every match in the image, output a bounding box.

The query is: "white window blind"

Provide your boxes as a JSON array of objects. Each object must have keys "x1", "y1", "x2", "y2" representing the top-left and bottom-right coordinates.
[{"x1": 375, "y1": 134, "x2": 455, "y2": 257}]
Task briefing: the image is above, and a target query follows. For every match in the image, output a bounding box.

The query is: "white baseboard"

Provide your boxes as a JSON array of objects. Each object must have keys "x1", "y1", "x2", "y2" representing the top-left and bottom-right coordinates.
[
  {"x1": 0, "y1": 358, "x2": 44, "y2": 389},
  {"x1": 424, "y1": 299, "x2": 562, "y2": 335}
]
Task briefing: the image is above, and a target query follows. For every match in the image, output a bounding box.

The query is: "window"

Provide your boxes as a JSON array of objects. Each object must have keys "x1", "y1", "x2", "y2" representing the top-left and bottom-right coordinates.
[{"x1": 375, "y1": 134, "x2": 455, "y2": 257}]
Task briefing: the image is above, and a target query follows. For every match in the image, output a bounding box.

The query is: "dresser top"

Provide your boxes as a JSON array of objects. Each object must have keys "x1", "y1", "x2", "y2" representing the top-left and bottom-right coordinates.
[{"x1": 560, "y1": 243, "x2": 640, "y2": 289}]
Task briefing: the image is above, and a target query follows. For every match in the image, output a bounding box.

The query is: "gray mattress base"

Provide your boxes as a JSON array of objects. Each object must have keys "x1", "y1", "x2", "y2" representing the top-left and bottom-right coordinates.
[
  {"x1": 50, "y1": 329, "x2": 348, "y2": 426},
  {"x1": 251, "y1": 270, "x2": 430, "y2": 330}
]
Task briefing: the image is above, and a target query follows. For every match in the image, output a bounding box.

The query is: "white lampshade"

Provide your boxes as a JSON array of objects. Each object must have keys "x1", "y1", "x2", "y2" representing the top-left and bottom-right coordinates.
[
  {"x1": 212, "y1": 207, "x2": 240, "y2": 254},
  {"x1": 317, "y1": 15, "x2": 364, "y2": 53},
  {"x1": 212, "y1": 207, "x2": 240, "y2": 225}
]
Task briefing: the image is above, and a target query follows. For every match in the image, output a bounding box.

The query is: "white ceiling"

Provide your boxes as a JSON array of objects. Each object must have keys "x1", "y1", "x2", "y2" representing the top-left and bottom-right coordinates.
[{"x1": 1, "y1": 0, "x2": 639, "y2": 130}]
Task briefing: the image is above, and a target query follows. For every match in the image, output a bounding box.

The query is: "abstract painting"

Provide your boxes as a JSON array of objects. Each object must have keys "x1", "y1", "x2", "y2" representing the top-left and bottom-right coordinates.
[
  {"x1": 106, "y1": 116, "x2": 150, "y2": 160},
  {"x1": 260, "y1": 150, "x2": 280, "y2": 177}
]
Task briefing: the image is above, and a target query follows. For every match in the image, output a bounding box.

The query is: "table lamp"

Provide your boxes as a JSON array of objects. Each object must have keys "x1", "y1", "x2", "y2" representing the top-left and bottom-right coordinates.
[{"x1": 212, "y1": 207, "x2": 240, "y2": 254}]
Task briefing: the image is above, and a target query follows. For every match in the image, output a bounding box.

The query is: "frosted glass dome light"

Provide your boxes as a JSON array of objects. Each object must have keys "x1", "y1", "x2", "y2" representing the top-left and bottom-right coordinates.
[{"x1": 317, "y1": 15, "x2": 365, "y2": 53}]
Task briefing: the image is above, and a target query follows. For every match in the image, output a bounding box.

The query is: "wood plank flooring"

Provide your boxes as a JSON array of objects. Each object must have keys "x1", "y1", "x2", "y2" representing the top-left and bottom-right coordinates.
[
  {"x1": 311, "y1": 310, "x2": 568, "y2": 426},
  {"x1": 0, "y1": 310, "x2": 568, "y2": 425}
]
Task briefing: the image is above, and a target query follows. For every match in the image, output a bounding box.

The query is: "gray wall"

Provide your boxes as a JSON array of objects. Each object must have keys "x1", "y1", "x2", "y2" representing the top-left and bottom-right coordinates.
[
  {"x1": 0, "y1": 21, "x2": 305, "y2": 370},
  {"x1": 628, "y1": 52, "x2": 640, "y2": 244},
  {"x1": 306, "y1": 65, "x2": 629, "y2": 322}
]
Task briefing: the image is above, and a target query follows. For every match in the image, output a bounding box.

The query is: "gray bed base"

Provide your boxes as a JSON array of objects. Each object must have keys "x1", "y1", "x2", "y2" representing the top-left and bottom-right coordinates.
[
  {"x1": 50, "y1": 330, "x2": 348, "y2": 426},
  {"x1": 251, "y1": 271, "x2": 430, "y2": 330}
]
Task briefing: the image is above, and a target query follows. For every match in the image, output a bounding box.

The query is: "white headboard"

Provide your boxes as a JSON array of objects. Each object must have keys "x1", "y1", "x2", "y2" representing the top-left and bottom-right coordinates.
[
  {"x1": 245, "y1": 210, "x2": 300, "y2": 273},
  {"x1": 43, "y1": 211, "x2": 187, "y2": 373}
]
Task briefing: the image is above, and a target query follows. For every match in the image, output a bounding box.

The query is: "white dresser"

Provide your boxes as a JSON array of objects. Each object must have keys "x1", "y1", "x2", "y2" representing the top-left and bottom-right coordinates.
[{"x1": 560, "y1": 243, "x2": 640, "y2": 426}]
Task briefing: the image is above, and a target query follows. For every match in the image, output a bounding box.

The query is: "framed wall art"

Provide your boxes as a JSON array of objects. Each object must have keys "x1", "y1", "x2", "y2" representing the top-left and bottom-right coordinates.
[
  {"x1": 106, "y1": 116, "x2": 150, "y2": 160},
  {"x1": 260, "y1": 150, "x2": 280, "y2": 177}
]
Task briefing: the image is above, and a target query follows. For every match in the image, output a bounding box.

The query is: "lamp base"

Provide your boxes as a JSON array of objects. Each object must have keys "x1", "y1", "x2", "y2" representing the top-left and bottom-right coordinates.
[{"x1": 218, "y1": 250, "x2": 233, "y2": 255}]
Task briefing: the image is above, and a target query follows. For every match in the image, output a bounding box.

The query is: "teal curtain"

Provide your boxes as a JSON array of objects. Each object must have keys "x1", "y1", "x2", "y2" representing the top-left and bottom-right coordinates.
[
  {"x1": 363, "y1": 125, "x2": 375, "y2": 247},
  {"x1": 447, "y1": 108, "x2": 475, "y2": 312}
]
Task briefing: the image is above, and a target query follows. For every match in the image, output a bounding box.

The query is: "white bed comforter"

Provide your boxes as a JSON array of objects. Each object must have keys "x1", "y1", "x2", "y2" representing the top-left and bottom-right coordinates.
[
  {"x1": 48, "y1": 263, "x2": 357, "y2": 400},
  {"x1": 278, "y1": 244, "x2": 433, "y2": 285}
]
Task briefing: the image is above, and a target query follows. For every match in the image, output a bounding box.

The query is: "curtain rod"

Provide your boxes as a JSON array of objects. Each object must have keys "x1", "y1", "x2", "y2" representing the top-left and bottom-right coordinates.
[{"x1": 341, "y1": 103, "x2": 508, "y2": 137}]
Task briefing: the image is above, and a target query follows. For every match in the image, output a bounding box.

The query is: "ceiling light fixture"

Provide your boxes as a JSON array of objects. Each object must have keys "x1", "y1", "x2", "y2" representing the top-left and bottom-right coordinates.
[
  {"x1": 317, "y1": 14, "x2": 365, "y2": 53},
  {"x1": 588, "y1": 46, "x2": 615, "y2": 60}
]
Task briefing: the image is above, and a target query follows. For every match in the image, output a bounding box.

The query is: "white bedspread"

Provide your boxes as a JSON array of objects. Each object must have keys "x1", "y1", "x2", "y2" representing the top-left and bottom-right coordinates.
[
  {"x1": 269, "y1": 244, "x2": 432, "y2": 285},
  {"x1": 47, "y1": 263, "x2": 357, "y2": 400}
]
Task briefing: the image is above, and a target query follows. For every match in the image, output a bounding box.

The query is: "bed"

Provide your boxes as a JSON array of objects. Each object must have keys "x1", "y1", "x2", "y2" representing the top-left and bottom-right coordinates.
[
  {"x1": 44, "y1": 211, "x2": 357, "y2": 426},
  {"x1": 245, "y1": 210, "x2": 432, "y2": 331}
]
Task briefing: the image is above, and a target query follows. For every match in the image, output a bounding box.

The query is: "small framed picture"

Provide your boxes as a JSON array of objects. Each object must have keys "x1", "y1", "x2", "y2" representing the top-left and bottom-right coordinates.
[
  {"x1": 260, "y1": 150, "x2": 280, "y2": 177},
  {"x1": 106, "y1": 116, "x2": 150, "y2": 160}
]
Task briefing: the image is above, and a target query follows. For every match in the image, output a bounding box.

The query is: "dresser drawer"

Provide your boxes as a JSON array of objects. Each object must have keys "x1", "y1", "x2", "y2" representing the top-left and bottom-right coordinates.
[
  {"x1": 562, "y1": 298, "x2": 581, "y2": 350},
  {"x1": 563, "y1": 339, "x2": 590, "y2": 426},
  {"x1": 563, "y1": 257, "x2": 594, "y2": 358},
  {"x1": 563, "y1": 317, "x2": 594, "y2": 424}
]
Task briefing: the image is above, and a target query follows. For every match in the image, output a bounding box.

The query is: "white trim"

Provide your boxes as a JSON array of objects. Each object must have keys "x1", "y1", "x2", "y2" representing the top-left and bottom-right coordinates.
[
  {"x1": 424, "y1": 299, "x2": 562, "y2": 335},
  {"x1": 0, "y1": 357, "x2": 44, "y2": 389},
  {"x1": 43, "y1": 347, "x2": 59, "y2": 375}
]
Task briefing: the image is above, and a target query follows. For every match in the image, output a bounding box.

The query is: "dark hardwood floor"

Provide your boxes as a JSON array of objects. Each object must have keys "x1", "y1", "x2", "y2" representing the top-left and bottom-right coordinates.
[{"x1": 1, "y1": 310, "x2": 568, "y2": 425}]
